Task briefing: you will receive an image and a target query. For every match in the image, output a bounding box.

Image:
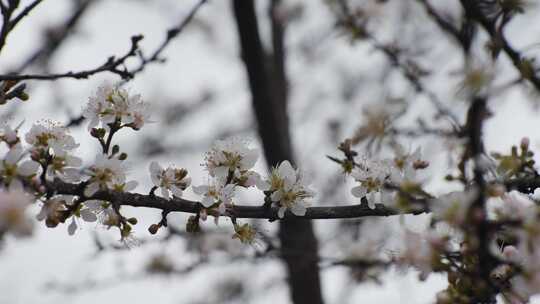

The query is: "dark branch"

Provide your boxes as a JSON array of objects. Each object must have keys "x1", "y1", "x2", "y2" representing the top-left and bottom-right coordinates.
[
  {"x1": 0, "y1": 35, "x2": 144, "y2": 81},
  {"x1": 47, "y1": 178, "x2": 427, "y2": 220},
  {"x1": 460, "y1": 0, "x2": 540, "y2": 91},
  {"x1": 0, "y1": 0, "x2": 207, "y2": 82}
]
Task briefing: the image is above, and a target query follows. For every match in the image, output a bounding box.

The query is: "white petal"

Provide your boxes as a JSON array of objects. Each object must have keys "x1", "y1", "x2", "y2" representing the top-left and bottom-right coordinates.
[
  {"x1": 149, "y1": 161, "x2": 162, "y2": 176},
  {"x1": 291, "y1": 203, "x2": 307, "y2": 216},
  {"x1": 8, "y1": 179, "x2": 23, "y2": 191},
  {"x1": 278, "y1": 160, "x2": 294, "y2": 176},
  {"x1": 66, "y1": 155, "x2": 83, "y2": 167},
  {"x1": 170, "y1": 186, "x2": 184, "y2": 198},
  {"x1": 5, "y1": 144, "x2": 23, "y2": 164},
  {"x1": 68, "y1": 219, "x2": 77, "y2": 235},
  {"x1": 160, "y1": 187, "x2": 170, "y2": 199},
  {"x1": 84, "y1": 182, "x2": 100, "y2": 197},
  {"x1": 351, "y1": 186, "x2": 367, "y2": 198},
  {"x1": 182, "y1": 176, "x2": 192, "y2": 187},
  {"x1": 218, "y1": 202, "x2": 226, "y2": 214},
  {"x1": 256, "y1": 179, "x2": 270, "y2": 191},
  {"x1": 80, "y1": 208, "x2": 97, "y2": 222},
  {"x1": 271, "y1": 191, "x2": 282, "y2": 202},
  {"x1": 124, "y1": 180, "x2": 138, "y2": 191},
  {"x1": 241, "y1": 149, "x2": 258, "y2": 170},
  {"x1": 60, "y1": 168, "x2": 81, "y2": 182},
  {"x1": 214, "y1": 166, "x2": 229, "y2": 180},
  {"x1": 18, "y1": 160, "x2": 40, "y2": 176},
  {"x1": 192, "y1": 185, "x2": 208, "y2": 195},
  {"x1": 278, "y1": 206, "x2": 286, "y2": 218},
  {"x1": 201, "y1": 196, "x2": 214, "y2": 208}
]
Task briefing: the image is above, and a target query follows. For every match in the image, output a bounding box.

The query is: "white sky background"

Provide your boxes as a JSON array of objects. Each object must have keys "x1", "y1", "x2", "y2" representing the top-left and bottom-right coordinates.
[{"x1": 1, "y1": 0, "x2": 540, "y2": 303}]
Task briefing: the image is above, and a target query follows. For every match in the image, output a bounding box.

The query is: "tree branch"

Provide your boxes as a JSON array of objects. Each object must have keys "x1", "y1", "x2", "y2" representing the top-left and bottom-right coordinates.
[
  {"x1": 0, "y1": 0, "x2": 207, "y2": 82},
  {"x1": 47, "y1": 178, "x2": 426, "y2": 220},
  {"x1": 460, "y1": 0, "x2": 540, "y2": 91},
  {"x1": 0, "y1": 35, "x2": 144, "y2": 81}
]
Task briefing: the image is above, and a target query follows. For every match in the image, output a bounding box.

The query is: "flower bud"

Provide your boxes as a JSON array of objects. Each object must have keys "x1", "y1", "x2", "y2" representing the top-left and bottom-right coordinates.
[
  {"x1": 521, "y1": 137, "x2": 530, "y2": 150},
  {"x1": 148, "y1": 223, "x2": 160, "y2": 235},
  {"x1": 90, "y1": 128, "x2": 106, "y2": 138},
  {"x1": 112, "y1": 145, "x2": 120, "y2": 155},
  {"x1": 186, "y1": 215, "x2": 200, "y2": 233}
]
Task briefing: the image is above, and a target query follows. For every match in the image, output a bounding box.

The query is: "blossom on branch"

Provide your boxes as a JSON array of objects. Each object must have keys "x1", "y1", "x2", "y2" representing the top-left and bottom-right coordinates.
[
  {"x1": 430, "y1": 188, "x2": 478, "y2": 226},
  {"x1": 193, "y1": 181, "x2": 235, "y2": 212},
  {"x1": 83, "y1": 83, "x2": 150, "y2": 131},
  {"x1": 350, "y1": 159, "x2": 394, "y2": 209},
  {"x1": 258, "y1": 160, "x2": 314, "y2": 218},
  {"x1": 203, "y1": 137, "x2": 259, "y2": 185},
  {"x1": 25, "y1": 121, "x2": 82, "y2": 182},
  {"x1": 25, "y1": 121, "x2": 79, "y2": 155},
  {"x1": 84, "y1": 154, "x2": 136, "y2": 196},
  {"x1": 149, "y1": 161, "x2": 191, "y2": 199}
]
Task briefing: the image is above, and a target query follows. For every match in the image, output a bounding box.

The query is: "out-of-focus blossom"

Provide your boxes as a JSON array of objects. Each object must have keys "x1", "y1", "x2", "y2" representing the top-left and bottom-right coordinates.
[
  {"x1": 398, "y1": 230, "x2": 448, "y2": 280},
  {"x1": 430, "y1": 188, "x2": 478, "y2": 226},
  {"x1": 0, "y1": 144, "x2": 40, "y2": 189},
  {"x1": 0, "y1": 189, "x2": 33, "y2": 237}
]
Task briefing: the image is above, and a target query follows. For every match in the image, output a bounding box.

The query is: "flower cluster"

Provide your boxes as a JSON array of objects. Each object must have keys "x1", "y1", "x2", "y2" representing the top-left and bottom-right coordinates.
[
  {"x1": 203, "y1": 137, "x2": 260, "y2": 186},
  {"x1": 397, "y1": 230, "x2": 450, "y2": 281},
  {"x1": 350, "y1": 147, "x2": 427, "y2": 209},
  {"x1": 83, "y1": 82, "x2": 150, "y2": 131},
  {"x1": 84, "y1": 154, "x2": 137, "y2": 197},
  {"x1": 149, "y1": 162, "x2": 191, "y2": 199},
  {"x1": 257, "y1": 160, "x2": 314, "y2": 218},
  {"x1": 26, "y1": 121, "x2": 81, "y2": 182}
]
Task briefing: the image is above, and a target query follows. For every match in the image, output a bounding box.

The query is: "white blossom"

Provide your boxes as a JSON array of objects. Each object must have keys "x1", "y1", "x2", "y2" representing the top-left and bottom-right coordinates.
[
  {"x1": 391, "y1": 145, "x2": 427, "y2": 184},
  {"x1": 83, "y1": 83, "x2": 150, "y2": 131},
  {"x1": 65, "y1": 196, "x2": 98, "y2": 235},
  {"x1": 398, "y1": 230, "x2": 448, "y2": 281},
  {"x1": 84, "y1": 200, "x2": 120, "y2": 228},
  {"x1": 0, "y1": 123, "x2": 18, "y2": 145},
  {"x1": 494, "y1": 191, "x2": 536, "y2": 222},
  {"x1": 149, "y1": 161, "x2": 191, "y2": 199},
  {"x1": 84, "y1": 154, "x2": 135, "y2": 196},
  {"x1": 46, "y1": 151, "x2": 82, "y2": 182},
  {"x1": 24, "y1": 121, "x2": 82, "y2": 182},
  {"x1": 350, "y1": 159, "x2": 394, "y2": 209},
  {"x1": 25, "y1": 121, "x2": 79, "y2": 154},
  {"x1": 258, "y1": 160, "x2": 313, "y2": 218},
  {"x1": 193, "y1": 181, "x2": 235, "y2": 211},
  {"x1": 430, "y1": 188, "x2": 478, "y2": 226},
  {"x1": 203, "y1": 137, "x2": 259, "y2": 184}
]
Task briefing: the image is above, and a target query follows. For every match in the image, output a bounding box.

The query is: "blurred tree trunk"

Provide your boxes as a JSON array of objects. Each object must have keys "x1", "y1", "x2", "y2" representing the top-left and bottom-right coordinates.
[{"x1": 232, "y1": 1, "x2": 324, "y2": 304}]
